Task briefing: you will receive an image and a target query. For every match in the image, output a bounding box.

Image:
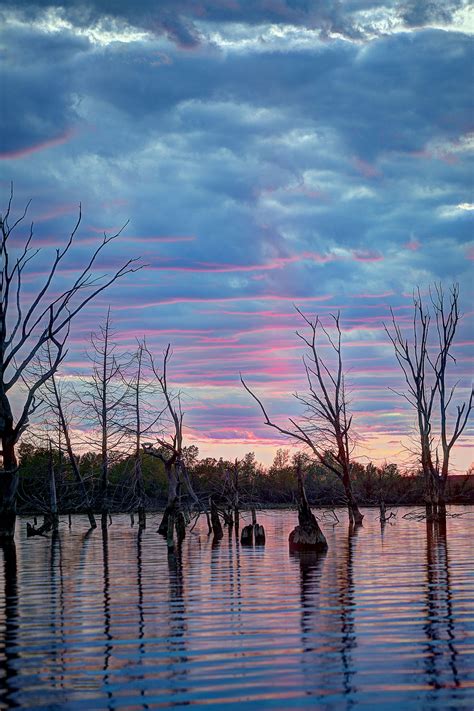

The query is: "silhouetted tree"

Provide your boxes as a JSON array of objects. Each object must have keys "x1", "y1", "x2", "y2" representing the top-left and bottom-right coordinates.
[
  {"x1": 241, "y1": 309, "x2": 363, "y2": 525},
  {"x1": 76, "y1": 309, "x2": 131, "y2": 529},
  {"x1": 0, "y1": 187, "x2": 141, "y2": 540},
  {"x1": 385, "y1": 284, "x2": 473, "y2": 520}
]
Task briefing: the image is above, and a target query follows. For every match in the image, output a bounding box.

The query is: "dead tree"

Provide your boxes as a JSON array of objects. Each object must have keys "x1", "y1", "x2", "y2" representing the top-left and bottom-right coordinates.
[
  {"x1": 0, "y1": 187, "x2": 141, "y2": 540},
  {"x1": 385, "y1": 284, "x2": 472, "y2": 520},
  {"x1": 76, "y1": 309, "x2": 131, "y2": 530},
  {"x1": 432, "y1": 285, "x2": 473, "y2": 514},
  {"x1": 223, "y1": 458, "x2": 240, "y2": 530},
  {"x1": 143, "y1": 344, "x2": 200, "y2": 542},
  {"x1": 122, "y1": 340, "x2": 162, "y2": 529},
  {"x1": 41, "y1": 366, "x2": 97, "y2": 529},
  {"x1": 241, "y1": 309, "x2": 363, "y2": 526}
]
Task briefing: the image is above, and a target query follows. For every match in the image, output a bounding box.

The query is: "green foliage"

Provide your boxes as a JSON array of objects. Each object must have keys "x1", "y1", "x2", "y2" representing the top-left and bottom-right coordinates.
[{"x1": 16, "y1": 442, "x2": 474, "y2": 514}]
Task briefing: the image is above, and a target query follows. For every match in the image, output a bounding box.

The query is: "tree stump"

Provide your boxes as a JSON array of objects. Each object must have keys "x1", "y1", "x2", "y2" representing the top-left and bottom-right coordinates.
[
  {"x1": 289, "y1": 497, "x2": 327, "y2": 552},
  {"x1": 290, "y1": 462, "x2": 328, "y2": 552},
  {"x1": 241, "y1": 509, "x2": 266, "y2": 546},
  {"x1": 254, "y1": 524, "x2": 266, "y2": 545},
  {"x1": 240, "y1": 524, "x2": 253, "y2": 545}
]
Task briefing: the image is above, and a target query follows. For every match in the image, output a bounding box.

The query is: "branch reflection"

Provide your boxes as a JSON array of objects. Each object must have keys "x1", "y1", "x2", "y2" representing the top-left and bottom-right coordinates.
[{"x1": 424, "y1": 518, "x2": 459, "y2": 694}]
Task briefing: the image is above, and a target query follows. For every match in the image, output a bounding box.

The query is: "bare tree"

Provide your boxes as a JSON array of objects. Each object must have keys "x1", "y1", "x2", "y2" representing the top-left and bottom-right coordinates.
[
  {"x1": 76, "y1": 309, "x2": 131, "y2": 529},
  {"x1": 142, "y1": 344, "x2": 200, "y2": 544},
  {"x1": 385, "y1": 284, "x2": 473, "y2": 519},
  {"x1": 0, "y1": 187, "x2": 141, "y2": 540},
  {"x1": 40, "y1": 361, "x2": 97, "y2": 529},
  {"x1": 121, "y1": 339, "x2": 162, "y2": 529},
  {"x1": 241, "y1": 309, "x2": 363, "y2": 526}
]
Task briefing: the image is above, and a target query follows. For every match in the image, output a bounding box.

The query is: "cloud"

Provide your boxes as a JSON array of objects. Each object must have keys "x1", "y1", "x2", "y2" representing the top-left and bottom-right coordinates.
[{"x1": 1, "y1": 1, "x2": 472, "y2": 469}]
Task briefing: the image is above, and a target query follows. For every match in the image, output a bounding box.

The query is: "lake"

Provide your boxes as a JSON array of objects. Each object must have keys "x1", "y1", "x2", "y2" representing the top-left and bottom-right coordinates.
[{"x1": 0, "y1": 507, "x2": 473, "y2": 709}]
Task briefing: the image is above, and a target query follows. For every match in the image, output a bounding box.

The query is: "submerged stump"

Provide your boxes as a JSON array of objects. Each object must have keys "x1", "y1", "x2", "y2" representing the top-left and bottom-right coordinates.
[
  {"x1": 290, "y1": 461, "x2": 328, "y2": 552},
  {"x1": 240, "y1": 509, "x2": 266, "y2": 546},
  {"x1": 289, "y1": 497, "x2": 327, "y2": 552},
  {"x1": 240, "y1": 524, "x2": 253, "y2": 546}
]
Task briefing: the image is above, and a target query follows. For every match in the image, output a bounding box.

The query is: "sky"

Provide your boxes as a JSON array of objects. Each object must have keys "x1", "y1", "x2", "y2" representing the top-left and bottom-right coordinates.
[{"x1": 1, "y1": 0, "x2": 473, "y2": 470}]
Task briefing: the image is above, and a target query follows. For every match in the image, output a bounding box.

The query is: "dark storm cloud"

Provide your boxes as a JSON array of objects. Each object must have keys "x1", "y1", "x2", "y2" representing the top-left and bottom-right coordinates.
[{"x1": 3, "y1": 0, "x2": 469, "y2": 47}]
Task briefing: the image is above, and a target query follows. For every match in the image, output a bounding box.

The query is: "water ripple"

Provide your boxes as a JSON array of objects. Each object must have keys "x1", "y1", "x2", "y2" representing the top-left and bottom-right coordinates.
[{"x1": 0, "y1": 507, "x2": 473, "y2": 709}]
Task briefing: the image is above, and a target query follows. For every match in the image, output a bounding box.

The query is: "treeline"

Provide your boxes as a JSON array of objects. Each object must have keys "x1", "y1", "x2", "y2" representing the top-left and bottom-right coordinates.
[{"x1": 17, "y1": 443, "x2": 474, "y2": 515}]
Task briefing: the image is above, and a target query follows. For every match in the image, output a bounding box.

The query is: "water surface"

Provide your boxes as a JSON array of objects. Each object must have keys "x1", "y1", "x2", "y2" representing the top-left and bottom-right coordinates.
[{"x1": 0, "y1": 507, "x2": 473, "y2": 709}]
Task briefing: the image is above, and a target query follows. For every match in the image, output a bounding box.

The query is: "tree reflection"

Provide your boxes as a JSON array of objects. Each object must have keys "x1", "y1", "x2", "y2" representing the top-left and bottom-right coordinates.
[
  {"x1": 423, "y1": 519, "x2": 459, "y2": 695},
  {"x1": 292, "y1": 549, "x2": 327, "y2": 654},
  {"x1": 49, "y1": 532, "x2": 66, "y2": 695},
  {"x1": 337, "y1": 523, "x2": 358, "y2": 699},
  {"x1": 167, "y1": 544, "x2": 189, "y2": 704},
  {"x1": 136, "y1": 529, "x2": 150, "y2": 709},
  {"x1": 101, "y1": 526, "x2": 114, "y2": 710},
  {"x1": 0, "y1": 541, "x2": 19, "y2": 708}
]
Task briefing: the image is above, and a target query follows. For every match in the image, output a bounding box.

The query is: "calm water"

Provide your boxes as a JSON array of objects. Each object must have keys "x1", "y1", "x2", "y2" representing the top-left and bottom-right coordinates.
[{"x1": 0, "y1": 508, "x2": 473, "y2": 710}]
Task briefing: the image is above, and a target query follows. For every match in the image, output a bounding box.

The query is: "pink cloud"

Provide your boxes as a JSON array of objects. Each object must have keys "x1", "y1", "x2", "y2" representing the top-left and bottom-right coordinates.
[
  {"x1": 115, "y1": 293, "x2": 333, "y2": 309},
  {"x1": 146, "y1": 251, "x2": 337, "y2": 274},
  {"x1": 405, "y1": 239, "x2": 421, "y2": 251},
  {"x1": 352, "y1": 156, "x2": 381, "y2": 179},
  {"x1": 466, "y1": 246, "x2": 474, "y2": 261},
  {"x1": 0, "y1": 128, "x2": 76, "y2": 160},
  {"x1": 35, "y1": 203, "x2": 79, "y2": 223},
  {"x1": 351, "y1": 249, "x2": 384, "y2": 262}
]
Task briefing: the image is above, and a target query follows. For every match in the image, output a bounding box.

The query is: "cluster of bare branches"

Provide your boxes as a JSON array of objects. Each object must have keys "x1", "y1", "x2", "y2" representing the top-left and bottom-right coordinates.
[
  {"x1": 0, "y1": 187, "x2": 143, "y2": 539},
  {"x1": 385, "y1": 284, "x2": 473, "y2": 519},
  {"x1": 241, "y1": 308, "x2": 364, "y2": 525}
]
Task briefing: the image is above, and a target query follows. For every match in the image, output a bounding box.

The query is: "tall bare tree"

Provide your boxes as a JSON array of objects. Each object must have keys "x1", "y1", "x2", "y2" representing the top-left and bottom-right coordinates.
[
  {"x1": 0, "y1": 188, "x2": 141, "y2": 540},
  {"x1": 385, "y1": 284, "x2": 473, "y2": 519},
  {"x1": 76, "y1": 309, "x2": 131, "y2": 529},
  {"x1": 143, "y1": 344, "x2": 200, "y2": 543},
  {"x1": 241, "y1": 309, "x2": 363, "y2": 525},
  {"x1": 121, "y1": 339, "x2": 162, "y2": 529}
]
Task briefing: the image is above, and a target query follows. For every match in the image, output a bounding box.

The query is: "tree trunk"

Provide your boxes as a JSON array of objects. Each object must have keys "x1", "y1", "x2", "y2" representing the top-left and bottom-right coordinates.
[
  {"x1": 210, "y1": 496, "x2": 223, "y2": 540},
  {"x1": 48, "y1": 444, "x2": 59, "y2": 534},
  {"x1": 341, "y1": 465, "x2": 363, "y2": 526},
  {"x1": 0, "y1": 434, "x2": 18, "y2": 541},
  {"x1": 158, "y1": 462, "x2": 178, "y2": 536},
  {"x1": 135, "y1": 454, "x2": 146, "y2": 529}
]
